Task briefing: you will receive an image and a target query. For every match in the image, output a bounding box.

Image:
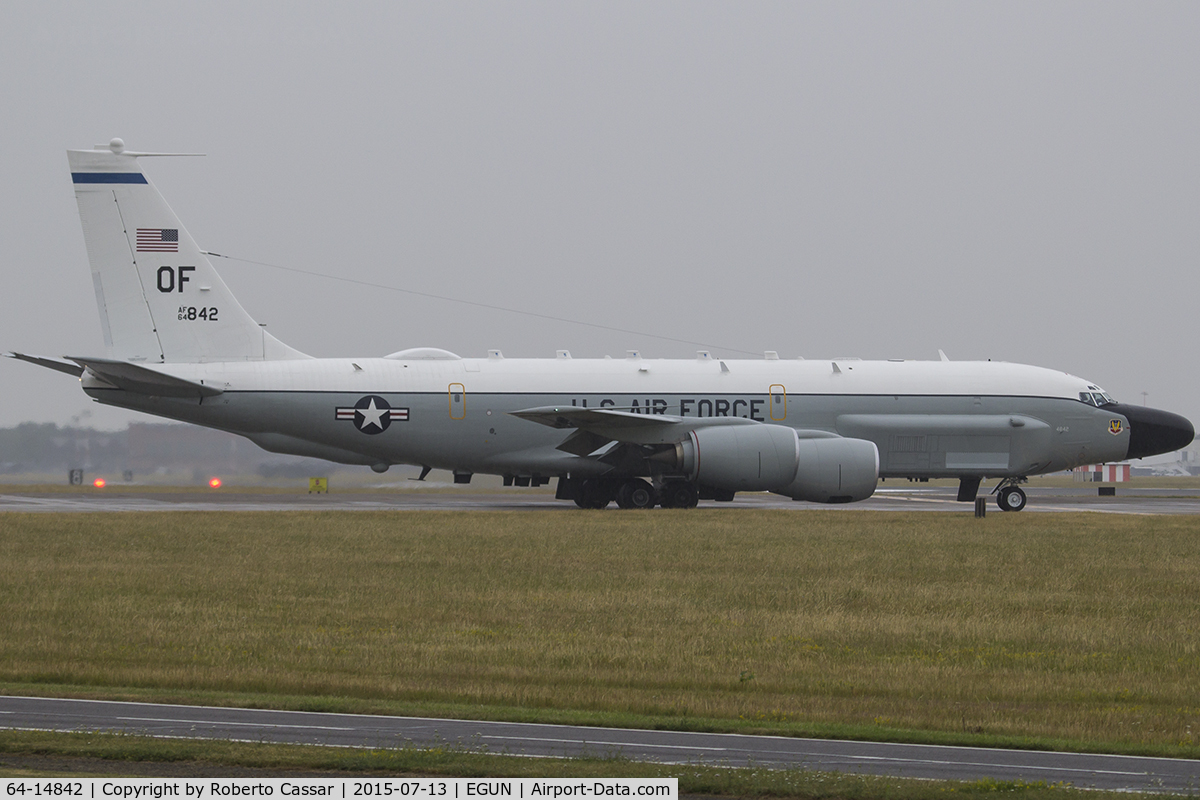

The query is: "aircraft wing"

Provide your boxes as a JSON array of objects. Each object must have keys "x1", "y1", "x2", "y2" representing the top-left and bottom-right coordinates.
[
  {"x1": 67, "y1": 356, "x2": 224, "y2": 398},
  {"x1": 509, "y1": 406, "x2": 674, "y2": 456},
  {"x1": 509, "y1": 406, "x2": 683, "y2": 430},
  {"x1": 510, "y1": 405, "x2": 766, "y2": 457}
]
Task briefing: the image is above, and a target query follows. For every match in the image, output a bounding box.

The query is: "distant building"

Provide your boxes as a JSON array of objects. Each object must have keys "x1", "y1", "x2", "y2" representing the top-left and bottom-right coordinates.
[
  {"x1": 1074, "y1": 463, "x2": 1131, "y2": 482},
  {"x1": 125, "y1": 422, "x2": 250, "y2": 475},
  {"x1": 0, "y1": 421, "x2": 336, "y2": 481},
  {"x1": 1129, "y1": 436, "x2": 1200, "y2": 477}
]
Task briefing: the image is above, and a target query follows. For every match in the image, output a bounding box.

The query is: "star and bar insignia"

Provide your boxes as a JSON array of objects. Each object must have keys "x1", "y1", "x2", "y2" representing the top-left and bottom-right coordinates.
[{"x1": 336, "y1": 395, "x2": 409, "y2": 434}]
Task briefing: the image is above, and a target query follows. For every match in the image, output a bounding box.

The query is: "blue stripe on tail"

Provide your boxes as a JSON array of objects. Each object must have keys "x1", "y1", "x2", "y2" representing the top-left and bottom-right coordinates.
[{"x1": 72, "y1": 173, "x2": 148, "y2": 184}]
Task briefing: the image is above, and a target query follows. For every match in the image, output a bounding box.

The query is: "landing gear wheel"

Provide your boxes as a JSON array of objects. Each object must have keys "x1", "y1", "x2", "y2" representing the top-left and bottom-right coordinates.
[
  {"x1": 659, "y1": 481, "x2": 699, "y2": 509},
  {"x1": 574, "y1": 478, "x2": 613, "y2": 509},
  {"x1": 997, "y1": 486, "x2": 1027, "y2": 512},
  {"x1": 616, "y1": 479, "x2": 655, "y2": 509}
]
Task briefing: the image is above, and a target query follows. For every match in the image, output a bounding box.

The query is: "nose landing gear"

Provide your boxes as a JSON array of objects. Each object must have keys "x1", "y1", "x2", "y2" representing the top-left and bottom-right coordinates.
[
  {"x1": 993, "y1": 478, "x2": 1028, "y2": 512},
  {"x1": 997, "y1": 486, "x2": 1027, "y2": 511}
]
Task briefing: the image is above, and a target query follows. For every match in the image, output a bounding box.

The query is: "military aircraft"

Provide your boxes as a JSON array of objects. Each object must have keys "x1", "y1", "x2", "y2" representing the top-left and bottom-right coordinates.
[{"x1": 8, "y1": 140, "x2": 1195, "y2": 511}]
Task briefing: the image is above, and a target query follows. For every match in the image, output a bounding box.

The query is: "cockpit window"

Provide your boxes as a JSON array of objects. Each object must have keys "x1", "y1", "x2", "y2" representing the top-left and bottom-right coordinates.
[{"x1": 1080, "y1": 391, "x2": 1116, "y2": 406}]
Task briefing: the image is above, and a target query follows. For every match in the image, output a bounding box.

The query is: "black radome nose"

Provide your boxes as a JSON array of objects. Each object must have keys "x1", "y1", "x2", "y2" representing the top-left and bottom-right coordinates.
[{"x1": 1107, "y1": 403, "x2": 1196, "y2": 460}]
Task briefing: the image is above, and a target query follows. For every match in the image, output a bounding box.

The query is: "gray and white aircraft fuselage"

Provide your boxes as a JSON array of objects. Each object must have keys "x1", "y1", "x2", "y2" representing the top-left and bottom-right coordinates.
[{"x1": 9, "y1": 140, "x2": 1194, "y2": 511}]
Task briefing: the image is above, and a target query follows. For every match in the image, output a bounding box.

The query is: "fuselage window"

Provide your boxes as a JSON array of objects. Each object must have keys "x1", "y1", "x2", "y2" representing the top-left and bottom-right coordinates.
[{"x1": 1080, "y1": 392, "x2": 1096, "y2": 406}]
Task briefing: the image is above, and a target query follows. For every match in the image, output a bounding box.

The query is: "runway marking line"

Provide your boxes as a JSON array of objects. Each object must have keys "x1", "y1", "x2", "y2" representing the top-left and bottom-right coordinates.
[
  {"x1": 479, "y1": 734, "x2": 722, "y2": 752},
  {"x1": 116, "y1": 715, "x2": 354, "y2": 731}
]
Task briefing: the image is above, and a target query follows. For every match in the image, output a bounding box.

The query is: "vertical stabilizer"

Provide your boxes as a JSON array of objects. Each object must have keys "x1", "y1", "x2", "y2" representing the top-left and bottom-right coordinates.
[{"x1": 68, "y1": 142, "x2": 308, "y2": 363}]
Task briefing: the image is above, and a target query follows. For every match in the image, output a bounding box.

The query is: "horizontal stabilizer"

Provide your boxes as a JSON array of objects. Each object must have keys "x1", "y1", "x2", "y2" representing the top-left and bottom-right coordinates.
[
  {"x1": 67, "y1": 356, "x2": 223, "y2": 398},
  {"x1": 4, "y1": 352, "x2": 85, "y2": 377}
]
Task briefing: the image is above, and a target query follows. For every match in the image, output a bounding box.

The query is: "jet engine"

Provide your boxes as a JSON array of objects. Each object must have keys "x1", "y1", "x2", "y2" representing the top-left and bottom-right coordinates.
[{"x1": 659, "y1": 425, "x2": 879, "y2": 503}]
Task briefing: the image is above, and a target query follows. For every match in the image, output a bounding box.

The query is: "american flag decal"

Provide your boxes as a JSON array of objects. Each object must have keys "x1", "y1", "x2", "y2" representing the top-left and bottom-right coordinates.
[{"x1": 137, "y1": 228, "x2": 179, "y2": 252}]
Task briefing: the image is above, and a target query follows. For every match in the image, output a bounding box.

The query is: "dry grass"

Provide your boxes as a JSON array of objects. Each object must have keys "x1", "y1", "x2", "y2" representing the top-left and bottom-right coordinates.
[{"x1": 1, "y1": 510, "x2": 1198, "y2": 752}]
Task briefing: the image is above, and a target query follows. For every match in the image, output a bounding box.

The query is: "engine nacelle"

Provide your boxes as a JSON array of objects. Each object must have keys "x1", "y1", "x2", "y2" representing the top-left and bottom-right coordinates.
[
  {"x1": 677, "y1": 424, "x2": 800, "y2": 491},
  {"x1": 781, "y1": 436, "x2": 879, "y2": 503},
  {"x1": 667, "y1": 425, "x2": 879, "y2": 503}
]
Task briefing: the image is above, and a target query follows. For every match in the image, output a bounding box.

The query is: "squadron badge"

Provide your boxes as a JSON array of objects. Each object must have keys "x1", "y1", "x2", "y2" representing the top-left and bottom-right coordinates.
[
  {"x1": 336, "y1": 395, "x2": 409, "y2": 434},
  {"x1": 1109, "y1": 419, "x2": 1123, "y2": 435}
]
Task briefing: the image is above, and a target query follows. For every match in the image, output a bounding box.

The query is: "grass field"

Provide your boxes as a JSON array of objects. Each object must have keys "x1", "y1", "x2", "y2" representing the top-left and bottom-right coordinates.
[{"x1": 1, "y1": 509, "x2": 1198, "y2": 761}]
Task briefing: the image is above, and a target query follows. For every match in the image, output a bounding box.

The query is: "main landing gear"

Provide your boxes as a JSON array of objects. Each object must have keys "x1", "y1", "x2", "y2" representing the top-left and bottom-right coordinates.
[
  {"x1": 993, "y1": 478, "x2": 1028, "y2": 512},
  {"x1": 658, "y1": 480, "x2": 699, "y2": 509},
  {"x1": 574, "y1": 478, "x2": 614, "y2": 509},
  {"x1": 615, "y1": 479, "x2": 655, "y2": 509},
  {"x1": 565, "y1": 477, "x2": 700, "y2": 509}
]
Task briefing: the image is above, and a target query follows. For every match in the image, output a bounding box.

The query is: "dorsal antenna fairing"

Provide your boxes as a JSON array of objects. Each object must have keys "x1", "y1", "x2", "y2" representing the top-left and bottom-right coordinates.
[{"x1": 92, "y1": 138, "x2": 205, "y2": 158}]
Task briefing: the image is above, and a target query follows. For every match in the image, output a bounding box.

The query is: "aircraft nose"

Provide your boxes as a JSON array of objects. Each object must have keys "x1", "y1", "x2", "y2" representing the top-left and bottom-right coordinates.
[{"x1": 1108, "y1": 403, "x2": 1195, "y2": 460}]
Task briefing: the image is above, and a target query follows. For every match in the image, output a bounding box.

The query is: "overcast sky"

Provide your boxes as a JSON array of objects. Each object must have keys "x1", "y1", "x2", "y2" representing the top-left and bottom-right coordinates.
[{"x1": 2, "y1": 2, "x2": 1198, "y2": 431}]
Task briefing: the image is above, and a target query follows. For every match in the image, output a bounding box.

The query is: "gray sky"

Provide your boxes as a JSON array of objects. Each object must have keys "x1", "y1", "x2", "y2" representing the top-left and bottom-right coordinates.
[{"x1": 2, "y1": 2, "x2": 1198, "y2": 431}]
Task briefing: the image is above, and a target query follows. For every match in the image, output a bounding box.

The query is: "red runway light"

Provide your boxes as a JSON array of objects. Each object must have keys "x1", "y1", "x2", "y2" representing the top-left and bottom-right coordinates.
[
  {"x1": 208, "y1": 477, "x2": 223, "y2": 488},
  {"x1": 93, "y1": 478, "x2": 106, "y2": 488}
]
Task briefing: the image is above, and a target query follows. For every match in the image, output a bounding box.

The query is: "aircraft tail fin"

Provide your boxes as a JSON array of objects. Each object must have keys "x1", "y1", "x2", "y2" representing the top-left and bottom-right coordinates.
[{"x1": 67, "y1": 141, "x2": 309, "y2": 363}]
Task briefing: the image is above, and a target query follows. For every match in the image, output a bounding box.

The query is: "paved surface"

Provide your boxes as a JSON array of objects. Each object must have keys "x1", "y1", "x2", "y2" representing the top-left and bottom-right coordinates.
[
  {"x1": 2, "y1": 696, "x2": 1198, "y2": 792},
  {"x1": 2, "y1": 485, "x2": 1200, "y2": 514}
]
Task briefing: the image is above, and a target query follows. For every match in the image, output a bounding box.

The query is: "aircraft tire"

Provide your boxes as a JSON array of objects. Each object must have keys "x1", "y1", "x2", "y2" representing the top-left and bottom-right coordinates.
[
  {"x1": 576, "y1": 478, "x2": 613, "y2": 509},
  {"x1": 997, "y1": 486, "x2": 1027, "y2": 512},
  {"x1": 616, "y1": 479, "x2": 655, "y2": 509},
  {"x1": 660, "y1": 481, "x2": 699, "y2": 509}
]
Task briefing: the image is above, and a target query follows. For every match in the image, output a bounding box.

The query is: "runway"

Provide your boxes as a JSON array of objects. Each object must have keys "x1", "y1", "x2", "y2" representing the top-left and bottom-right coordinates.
[
  {"x1": 2, "y1": 696, "x2": 1198, "y2": 792},
  {"x1": 2, "y1": 484, "x2": 1199, "y2": 514}
]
